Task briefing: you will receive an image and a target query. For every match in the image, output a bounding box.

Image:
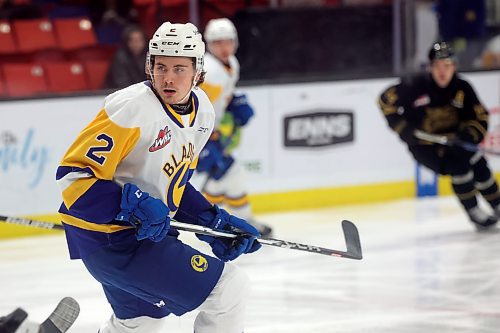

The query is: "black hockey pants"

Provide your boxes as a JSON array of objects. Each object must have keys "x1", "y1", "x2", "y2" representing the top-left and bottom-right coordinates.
[{"x1": 409, "y1": 144, "x2": 500, "y2": 211}]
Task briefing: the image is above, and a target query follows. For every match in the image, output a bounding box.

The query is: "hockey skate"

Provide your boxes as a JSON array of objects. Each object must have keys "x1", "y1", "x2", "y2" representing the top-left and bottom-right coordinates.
[
  {"x1": 0, "y1": 297, "x2": 80, "y2": 333},
  {"x1": 467, "y1": 206, "x2": 498, "y2": 232}
]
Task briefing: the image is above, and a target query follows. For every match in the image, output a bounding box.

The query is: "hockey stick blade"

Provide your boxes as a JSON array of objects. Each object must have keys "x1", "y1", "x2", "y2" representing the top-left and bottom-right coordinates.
[
  {"x1": 40, "y1": 297, "x2": 80, "y2": 333},
  {"x1": 0, "y1": 215, "x2": 362, "y2": 259},
  {"x1": 341, "y1": 220, "x2": 363, "y2": 259}
]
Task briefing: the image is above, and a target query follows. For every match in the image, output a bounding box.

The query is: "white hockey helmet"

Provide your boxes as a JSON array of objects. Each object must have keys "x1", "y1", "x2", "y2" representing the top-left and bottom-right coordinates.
[
  {"x1": 204, "y1": 18, "x2": 238, "y2": 43},
  {"x1": 148, "y1": 22, "x2": 205, "y2": 74}
]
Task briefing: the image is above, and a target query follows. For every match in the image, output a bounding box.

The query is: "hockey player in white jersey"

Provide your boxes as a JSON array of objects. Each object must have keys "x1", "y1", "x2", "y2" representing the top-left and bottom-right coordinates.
[
  {"x1": 197, "y1": 18, "x2": 273, "y2": 237},
  {"x1": 56, "y1": 21, "x2": 261, "y2": 333}
]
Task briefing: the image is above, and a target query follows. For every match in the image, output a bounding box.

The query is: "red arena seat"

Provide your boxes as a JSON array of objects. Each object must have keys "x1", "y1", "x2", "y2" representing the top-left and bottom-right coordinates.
[
  {"x1": 3, "y1": 63, "x2": 48, "y2": 97},
  {"x1": 0, "y1": 21, "x2": 17, "y2": 55},
  {"x1": 12, "y1": 18, "x2": 58, "y2": 53},
  {"x1": 44, "y1": 61, "x2": 89, "y2": 93},
  {"x1": 83, "y1": 60, "x2": 110, "y2": 90},
  {"x1": 53, "y1": 17, "x2": 98, "y2": 51},
  {"x1": 0, "y1": 74, "x2": 6, "y2": 97}
]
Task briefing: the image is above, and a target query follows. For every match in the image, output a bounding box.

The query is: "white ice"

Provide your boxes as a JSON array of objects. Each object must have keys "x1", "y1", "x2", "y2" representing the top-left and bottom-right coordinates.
[{"x1": 1, "y1": 195, "x2": 500, "y2": 333}]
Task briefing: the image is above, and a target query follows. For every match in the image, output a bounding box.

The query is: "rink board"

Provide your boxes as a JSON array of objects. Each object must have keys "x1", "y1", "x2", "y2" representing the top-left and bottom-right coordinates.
[{"x1": 1, "y1": 72, "x2": 499, "y2": 238}]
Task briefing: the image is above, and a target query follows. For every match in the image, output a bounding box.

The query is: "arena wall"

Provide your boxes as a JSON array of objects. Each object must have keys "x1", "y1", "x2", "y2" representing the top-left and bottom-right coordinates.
[{"x1": 1, "y1": 72, "x2": 499, "y2": 237}]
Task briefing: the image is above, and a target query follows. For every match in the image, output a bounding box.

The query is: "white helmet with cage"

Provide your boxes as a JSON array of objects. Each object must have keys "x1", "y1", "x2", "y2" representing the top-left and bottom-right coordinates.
[
  {"x1": 148, "y1": 22, "x2": 205, "y2": 76},
  {"x1": 204, "y1": 18, "x2": 238, "y2": 43}
]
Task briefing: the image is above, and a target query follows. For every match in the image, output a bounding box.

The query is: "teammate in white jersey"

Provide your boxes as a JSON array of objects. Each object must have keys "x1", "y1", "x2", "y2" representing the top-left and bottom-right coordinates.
[
  {"x1": 56, "y1": 22, "x2": 261, "y2": 333},
  {"x1": 197, "y1": 18, "x2": 272, "y2": 237}
]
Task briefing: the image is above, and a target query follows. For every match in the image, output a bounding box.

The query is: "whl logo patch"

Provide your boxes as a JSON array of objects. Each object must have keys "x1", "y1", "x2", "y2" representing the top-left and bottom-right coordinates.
[{"x1": 149, "y1": 126, "x2": 172, "y2": 152}]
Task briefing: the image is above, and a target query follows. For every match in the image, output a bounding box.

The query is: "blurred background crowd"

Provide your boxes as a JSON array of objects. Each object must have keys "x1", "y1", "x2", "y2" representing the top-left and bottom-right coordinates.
[{"x1": 0, "y1": 0, "x2": 499, "y2": 99}]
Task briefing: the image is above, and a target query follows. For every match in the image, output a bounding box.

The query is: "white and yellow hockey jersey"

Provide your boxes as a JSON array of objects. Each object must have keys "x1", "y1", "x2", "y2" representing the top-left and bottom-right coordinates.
[
  {"x1": 56, "y1": 81, "x2": 215, "y2": 258},
  {"x1": 200, "y1": 53, "x2": 239, "y2": 127}
]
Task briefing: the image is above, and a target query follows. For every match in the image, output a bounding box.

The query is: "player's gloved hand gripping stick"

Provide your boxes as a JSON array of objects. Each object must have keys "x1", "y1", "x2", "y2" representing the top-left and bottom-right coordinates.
[
  {"x1": 196, "y1": 205, "x2": 261, "y2": 262},
  {"x1": 116, "y1": 183, "x2": 171, "y2": 243},
  {"x1": 414, "y1": 129, "x2": 500, "y2": 156}
]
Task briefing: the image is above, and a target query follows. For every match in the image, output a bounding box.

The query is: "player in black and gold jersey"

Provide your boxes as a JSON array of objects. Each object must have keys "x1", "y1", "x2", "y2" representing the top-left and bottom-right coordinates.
[{"x1": 379, "y1": 41, "x2": 500, "y2": 231}]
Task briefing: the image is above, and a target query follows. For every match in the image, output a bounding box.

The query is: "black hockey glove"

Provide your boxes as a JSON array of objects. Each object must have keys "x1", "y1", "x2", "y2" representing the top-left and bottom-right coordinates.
[
  {"x1": 399, "y1": 125, "x2": 419, "y2": 145},
  {"x1": 458, "y1": 125, "x2": 483, "y2": 145}
]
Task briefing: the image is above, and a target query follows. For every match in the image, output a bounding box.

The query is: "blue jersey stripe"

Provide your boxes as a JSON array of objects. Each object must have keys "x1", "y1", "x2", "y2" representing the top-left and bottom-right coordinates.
[
  {"x1": 56, "y1": 165, "x2": 95, "y2": 180},
  {"x1": 59, "y1": 179, "x2": 123, "y2": 224}
]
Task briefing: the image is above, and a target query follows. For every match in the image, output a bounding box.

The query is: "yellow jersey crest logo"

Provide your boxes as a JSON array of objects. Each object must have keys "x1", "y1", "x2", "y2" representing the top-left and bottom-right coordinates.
[{"x1": 191, "y1": 255, "x2": 208, "y2": 272}]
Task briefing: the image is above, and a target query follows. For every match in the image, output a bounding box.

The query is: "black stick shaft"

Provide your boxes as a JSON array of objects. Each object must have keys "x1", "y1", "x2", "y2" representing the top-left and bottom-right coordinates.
[{"x1": 0, "y1": 215, "x2": 65, "y2": 230}]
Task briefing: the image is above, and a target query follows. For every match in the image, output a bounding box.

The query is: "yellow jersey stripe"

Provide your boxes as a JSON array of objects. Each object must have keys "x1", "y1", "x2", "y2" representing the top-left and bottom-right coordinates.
[
  {"x1": 62, "y1": 177, "x2": 98, "y2": 209},
  {"x1": 203, "y1": 192, "x2": 224, "y2": 204},
  {"x1": 189, "y1": 96, "x2": 197, "y2": 126},
  {"x1": 166, "y1": 103, "x2": 184, "y2": 125},
  {"x1": 225, "y1": 195, "x2": 249, "y2": 207},
  {"x1": 60, "y1": 213, "x2": 134, "y2": 233},
  {"x1": 200, "y1": 82, "x2": 223, "y2": 103}
]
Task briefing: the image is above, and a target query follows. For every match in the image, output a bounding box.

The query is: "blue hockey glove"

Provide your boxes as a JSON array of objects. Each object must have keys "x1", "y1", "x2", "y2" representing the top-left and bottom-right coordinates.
[
  {"x1": 196, "y1": 140, "x2": 234, "y2": 180},
  {"x1": 226, "y1": 93, "x2": 254, "y2": 126},
  {"x1": 211, "y1": 155, "x2": 234, "y2": 180},
  {"x1": 197, "y1": 206, "x2": 262, "y2": 262},
  {"x1": 116, "y1": 183, "x2": 170, "y2": 242},
  {"x1": 196, "y1": 140, "x2": 224, "y2": 173}
]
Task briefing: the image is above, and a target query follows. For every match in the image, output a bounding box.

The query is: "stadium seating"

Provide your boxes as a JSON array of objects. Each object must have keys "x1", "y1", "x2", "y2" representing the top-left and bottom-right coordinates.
[
  {"x1": 52, "y1": 17, "x2": 98, "y2": 51},
  {"x1": 44, "y1": 61, "x2": 89, "y2": 93},
  {"x1": 32, "y1": 49, "x2": 66, "y2": 63},
  {"x1": 2, "y1": 63, "x2": 48, "y2": 97},
  {"x1": 83, "y1": 60, "x2": 110, "y2": 90},
  {"x1": 0, "y1": 21, "x2": 17, "y2": 55},
  {"x1": 0, "y1": 73, "x2": 6, "y2": 97},
  {"x1": 69, "y1": 45, "x2": 116, "y2": 62},
  {"x1": 12, "y1": 18, "x2": 58, "y2": 53}
]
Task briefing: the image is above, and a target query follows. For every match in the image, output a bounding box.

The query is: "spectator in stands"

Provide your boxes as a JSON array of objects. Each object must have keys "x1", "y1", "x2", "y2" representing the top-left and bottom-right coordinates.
[
  {"x1": 88, "y1": 0, "x2": 135, "y2": 25},
  {"x1": 0, "y1": 0, "x2": 43, "y2": 20},
  {"x1": 88, "y1": 0, "x2": 136, "y2": 45},
  {"x1": 105, "y1": 24, "x2": 147, "y2": 89},
  {"x1": 436, "y1": 0, "x2": 487, "y2": 68},
  {"x1": 476, "y1": 34, "x2": 500, "y2": 69}
]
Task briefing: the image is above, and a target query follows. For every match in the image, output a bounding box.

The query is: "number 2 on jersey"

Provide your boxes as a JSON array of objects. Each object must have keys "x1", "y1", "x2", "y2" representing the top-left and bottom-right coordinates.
[{"x1": 86, "y1": 133, "x2": 114, "y2": 165}]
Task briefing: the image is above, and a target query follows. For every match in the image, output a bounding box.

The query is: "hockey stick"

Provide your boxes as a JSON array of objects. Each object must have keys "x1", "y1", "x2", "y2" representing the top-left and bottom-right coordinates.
[
  {"x1": 40, "y1": 297, "x2": 80, "y2": 333},
  {"x1": 1, "y1": 297, "x2": 80, "y2": 333},
  {"x1": 0, "y1": 215, "x2": 362, "y2": 260},
  {"x1": 173, "y1": 219, "x2": 362, "y2": 259},
  {"x1": 414, "y1": 130, "x2": 500, "y2": 156}
]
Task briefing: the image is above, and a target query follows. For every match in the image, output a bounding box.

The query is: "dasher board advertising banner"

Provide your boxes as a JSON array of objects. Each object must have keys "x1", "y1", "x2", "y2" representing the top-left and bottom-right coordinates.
[{"x1": 1, "y1": 71, "x2": 499, "y2": 215}]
